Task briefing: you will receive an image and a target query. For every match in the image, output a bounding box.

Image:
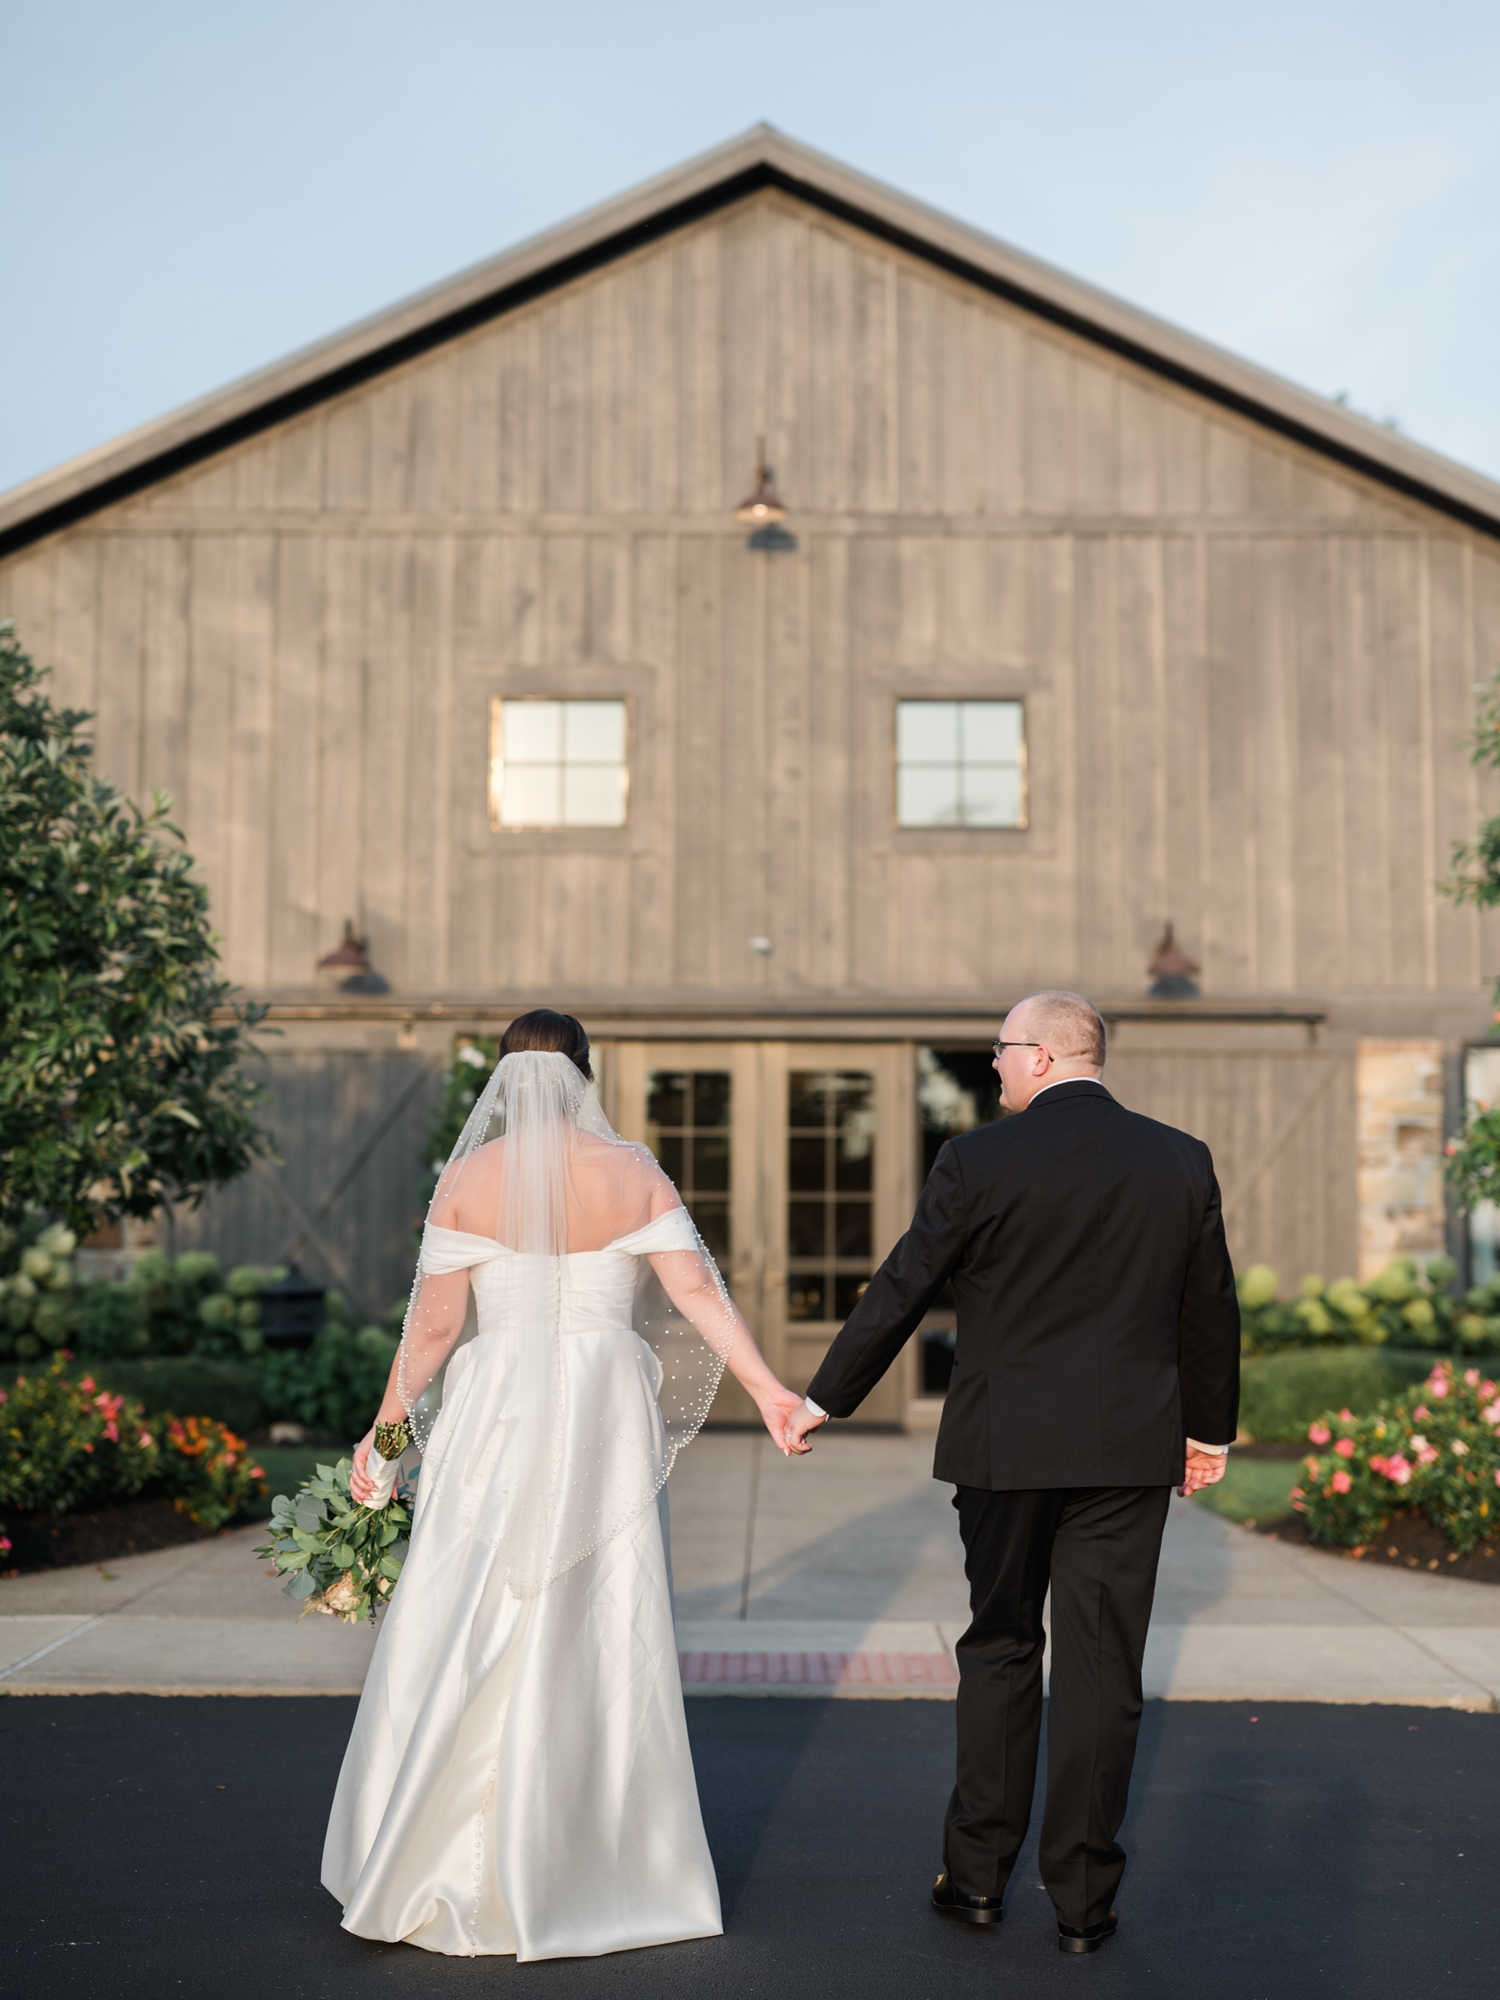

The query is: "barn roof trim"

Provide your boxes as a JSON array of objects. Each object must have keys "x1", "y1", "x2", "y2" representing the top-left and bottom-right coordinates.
[{"x1": 4, "y1": 122, "x2": 1500, "y2": 555}]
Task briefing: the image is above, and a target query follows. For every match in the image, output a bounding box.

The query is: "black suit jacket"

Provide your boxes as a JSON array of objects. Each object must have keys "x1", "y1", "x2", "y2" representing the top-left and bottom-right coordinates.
[{"x1": 806, "y1": 1079, "x2": 1240, "y2": 1489}]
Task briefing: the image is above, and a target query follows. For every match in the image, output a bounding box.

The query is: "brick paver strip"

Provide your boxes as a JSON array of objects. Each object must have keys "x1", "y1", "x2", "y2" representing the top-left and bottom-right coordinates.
[{"x1": 679, "y1": 1650, "x2": 958, "y2": 1688}]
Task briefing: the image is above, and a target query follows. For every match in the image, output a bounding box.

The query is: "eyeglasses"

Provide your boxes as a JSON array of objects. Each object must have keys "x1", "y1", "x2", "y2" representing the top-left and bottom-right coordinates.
[{"x1": 993, "y1": 1039, "x2": 1054, "y2": 1061}]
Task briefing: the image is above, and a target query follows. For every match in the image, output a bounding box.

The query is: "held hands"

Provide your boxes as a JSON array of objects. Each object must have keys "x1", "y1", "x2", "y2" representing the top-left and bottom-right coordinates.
[
  {"x1": 1178, "y1": 1447, "x2": 1228, "y2": 1498},
  {"x1": 781, "y1": 1398, "x2": 827, "y2": 1454},
  {"x1": 756, "y1": 1386, "x2": 822, "y2": 1457}
]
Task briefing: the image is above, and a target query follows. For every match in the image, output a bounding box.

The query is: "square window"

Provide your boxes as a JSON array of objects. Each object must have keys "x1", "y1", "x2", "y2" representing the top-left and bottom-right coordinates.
[
  {"x1": 895, "y1": 699, "x2": 1026, "y2": 829},
  {"x1": 489, "y1": 697, "x2": 629, "y2": 829}
]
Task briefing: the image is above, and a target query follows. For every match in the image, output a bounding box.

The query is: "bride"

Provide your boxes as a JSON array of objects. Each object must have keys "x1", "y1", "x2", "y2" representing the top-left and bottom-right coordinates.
[{"x1": 322, "y1": 1009, "x2": 808, "y2": 1960}]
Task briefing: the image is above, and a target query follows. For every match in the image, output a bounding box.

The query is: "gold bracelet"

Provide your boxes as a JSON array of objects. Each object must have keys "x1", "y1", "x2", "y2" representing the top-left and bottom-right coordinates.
[{"x1": 373, "y1": 1418, "x2": 412, "y2": 1461}]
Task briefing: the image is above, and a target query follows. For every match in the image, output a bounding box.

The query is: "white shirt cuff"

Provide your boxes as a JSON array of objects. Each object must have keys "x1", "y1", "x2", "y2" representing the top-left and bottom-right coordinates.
[
  {"x1": 1186, "y1": 1438, "x2": 1230, "y2": 1455},
  {"x1": 803, "y1": 1395, "x2": 828, "y2": 1420}
]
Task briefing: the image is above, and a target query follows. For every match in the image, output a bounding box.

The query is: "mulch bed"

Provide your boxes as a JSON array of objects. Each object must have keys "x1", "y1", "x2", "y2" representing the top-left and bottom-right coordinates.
[
  {"x1": 1, "y1": 1496, "x2": 216, "y2": 1576},
  {"x1": 1252, "y1": 1508, "x2": 1500, "y2": 1583}
]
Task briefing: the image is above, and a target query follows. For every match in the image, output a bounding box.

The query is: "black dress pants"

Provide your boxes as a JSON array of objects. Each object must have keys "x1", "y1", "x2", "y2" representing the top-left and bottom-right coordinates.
[{"x1": 944, "y1": 1483, "x2": 1172, "y2": 1929}]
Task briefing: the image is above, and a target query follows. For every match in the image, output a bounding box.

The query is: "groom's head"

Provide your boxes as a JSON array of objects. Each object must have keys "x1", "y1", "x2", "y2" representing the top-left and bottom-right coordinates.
[{"x1": 994, "y1": 991, "x2": 1106, "y2": 1110}]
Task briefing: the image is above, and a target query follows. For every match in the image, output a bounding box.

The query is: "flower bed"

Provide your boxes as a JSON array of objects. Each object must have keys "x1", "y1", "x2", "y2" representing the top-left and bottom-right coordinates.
[
  {"x1": 1294, "y1": 1361, "x2": 1500, "y2": 1554},
  {"x1": 0, "y1": 1353, "x2": 266, "y2": 1567}
]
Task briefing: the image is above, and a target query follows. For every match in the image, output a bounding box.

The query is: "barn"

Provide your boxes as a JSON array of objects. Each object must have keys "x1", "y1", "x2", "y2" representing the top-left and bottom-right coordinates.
[{"x1": 2, "y1": 126, "x2": 1496, "y2": 1426}]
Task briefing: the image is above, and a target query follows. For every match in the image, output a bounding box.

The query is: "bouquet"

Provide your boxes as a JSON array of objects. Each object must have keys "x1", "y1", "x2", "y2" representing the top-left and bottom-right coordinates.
[{"x1": 254, "y1": 1455, "x2": 413, "y2": 1622}]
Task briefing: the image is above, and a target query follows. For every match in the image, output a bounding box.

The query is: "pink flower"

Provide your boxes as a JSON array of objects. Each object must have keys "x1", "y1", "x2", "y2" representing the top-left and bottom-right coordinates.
[
  {"x1": 1414, "y1": 1405, "x2": 1430, "y2": 1420},
  {"x1": 1381, "y1": 1455, "x2": 1413, "y2": 1486},
  {"x1": 1429, "y1": 1376, "x2": 1450, "y2": 1400},
  {"x1": 1308, "y1": 1423, "x2": 1332, "y2": 1446},
  {"x1": 80, "y1": 1375, "x2": 95, "y2": 1392},
  {"x1": 1305, "y1": 1456, "x2": 1323, "y2": 1477},
  {"x1": 0, "y1": 1391, "x2": 7, "y2": 1405},
  {"x1": 1481, "y1": 1381, "x2": 1497, "y2": 1400},
  {"x1": 138, "y1": 1431, "x2": 153, "y2": 1449},
  {"x1": 1482, "y1": 1401, "x2": 1500, "y2": 1426},
  {"x1": 1339, "y1": 1408, "x2": 1354, "y2": 1422},
  {"x1": 1335, "y1": 1437, "x2": 1356, "y2": 1459},
  {"x1": 1466, "y1": 1369, "x2": 1481, "y2": 1387},
  {"x1": 103, "y1": 1422, "x2": 118, "y2": 1443},
  {"x1": 1452, "y1": 1440, "x2": 1470, "y2": 1457},
  {"x1": 0, "y1": 1536, "x2": 10, "y2": 1554},
  {"x1": 1331, "y1": 1470, "x2": 1352, "y2": 1494}
]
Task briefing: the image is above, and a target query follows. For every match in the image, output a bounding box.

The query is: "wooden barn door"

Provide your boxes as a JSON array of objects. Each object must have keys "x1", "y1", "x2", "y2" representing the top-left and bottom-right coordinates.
[{"x1": 170, "y1": 1048, "x2": 445, "y2": 1323}]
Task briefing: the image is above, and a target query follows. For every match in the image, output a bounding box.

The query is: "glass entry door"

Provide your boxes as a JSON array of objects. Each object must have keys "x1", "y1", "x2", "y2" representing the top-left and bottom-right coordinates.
[{"x1": 609, "y1": 1041, "x2": 916, "y2": 1425}]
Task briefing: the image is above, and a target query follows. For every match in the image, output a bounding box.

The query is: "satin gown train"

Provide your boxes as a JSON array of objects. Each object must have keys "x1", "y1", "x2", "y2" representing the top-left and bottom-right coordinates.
[{"x1": 321, "y1": 1209, "x2": 722, "y2": 1960}]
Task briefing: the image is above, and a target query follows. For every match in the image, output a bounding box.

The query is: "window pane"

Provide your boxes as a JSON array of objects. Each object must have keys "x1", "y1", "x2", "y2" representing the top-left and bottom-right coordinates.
[
  {"x1": 788, "y1": 1073, "x2": 829, "y2": 1128},
  {"x1": 563, "y1": 764, "x2": 627, "y2": 827},
  {"x1": 498, "y1": 765, "x2": 560, "y2": 826},
  {"x1": 646, "y1": 1072, "x2": 686, "y2": 1129},
  {"x1": 897, "y1": 701, "x2": 958, "y2": 764},
  {"x1": 898, "y1": 766, "x2": 961, "y2": 827},
  {"x1": 693, "y1": 1132, "x2": 731, "y2": 1193},
  {"x1": 502, "y1": 700, "x2": 562, "y2": 761},
  {"x1": 563, "y1": 700, "x2": 627, "y2": 763},
  {"x1": 960, "y1": 700, "x2": 1022, "y2": 764},
  {"x1": 788, "y1": 1201, "x2": 828, "y2": 1258},
  {"x1": 655, "y1": 1134, "x2": 685, "y2": 1186},
  {"x1": 960, "y1": 766, "x2": 1024, "y2": 828},
  {"x1": 788, "y1": 1135, "x2": 826, "y2": 1193},
  {"x1": 787, "y1": 1274, "x2": 828, "y2": 1321},
  {"x1": 834, "y1": 1273, "x2": 871, "y2": 1318},
  {"x1": 691, "y1": 1072, "x2": 732, "y2": 1129},
  {"x1": 834, "y1": 1200, "x2": 873, "y2": 1257},
  {"x1": 691, "y1": 1199, "x2": 731, "y2": 1262}
]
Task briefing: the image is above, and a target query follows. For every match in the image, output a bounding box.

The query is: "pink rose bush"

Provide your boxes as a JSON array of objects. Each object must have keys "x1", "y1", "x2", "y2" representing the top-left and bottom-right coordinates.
[
  {"x1": 1294, "y1": 1362, "x2": 1500, "y2": 1553},
  {"x1": 0, "y1": 1353, "x2": 266, "y2": 1554}
]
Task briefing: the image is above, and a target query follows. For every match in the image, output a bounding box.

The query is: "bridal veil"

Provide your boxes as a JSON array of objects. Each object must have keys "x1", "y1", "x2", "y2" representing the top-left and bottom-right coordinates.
[{"x1": 392, "y1": 1048, "x2": 734, "y2": 1597}]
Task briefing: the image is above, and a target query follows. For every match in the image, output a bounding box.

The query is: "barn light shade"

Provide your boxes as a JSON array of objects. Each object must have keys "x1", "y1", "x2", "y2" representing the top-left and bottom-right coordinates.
[
  {"x1": 734, "y1": 438, "x2": 787, "y2": 525},
  {"x1": 317, "y1": 919, "x2": 391, "y2": 993},
  {"x1": 1147, "y1": 923, "x2": 1201, "y2": 1000},
  {"x1": 318, "y1": 920, "x2": 370, "y2": 976}
]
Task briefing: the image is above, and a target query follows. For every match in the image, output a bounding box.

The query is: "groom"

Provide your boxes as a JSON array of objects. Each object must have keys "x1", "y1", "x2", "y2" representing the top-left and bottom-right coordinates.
[{"x1": 786, "y1": 991, "x2": 1240, "y2": 1954}]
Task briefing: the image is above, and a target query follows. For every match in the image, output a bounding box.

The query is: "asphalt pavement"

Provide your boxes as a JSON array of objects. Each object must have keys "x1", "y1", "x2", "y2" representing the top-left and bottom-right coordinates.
[{"x1": 6, "y1": 1692, "x2": 1494, "y2": 2000}]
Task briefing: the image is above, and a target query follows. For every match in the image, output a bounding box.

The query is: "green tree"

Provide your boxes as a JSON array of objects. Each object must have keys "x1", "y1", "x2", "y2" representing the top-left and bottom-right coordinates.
[
  {"x1": 1444, "y1": 664, "x2": 1500, "y2": 1210},
  {"x1": 0, "y1": 621, "x2": 271, "y2": 1235}
]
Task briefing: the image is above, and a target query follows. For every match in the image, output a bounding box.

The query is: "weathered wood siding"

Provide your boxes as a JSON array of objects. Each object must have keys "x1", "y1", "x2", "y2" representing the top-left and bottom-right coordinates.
[{"x1": 4, "y1": 189, "x2": 1498, "y2": 1008}]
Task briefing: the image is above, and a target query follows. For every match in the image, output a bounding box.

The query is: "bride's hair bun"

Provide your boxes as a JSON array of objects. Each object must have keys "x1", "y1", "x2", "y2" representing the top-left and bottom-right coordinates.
[{"x1": 499, "y1": 1008, "x2": 593, "y2": 1082}]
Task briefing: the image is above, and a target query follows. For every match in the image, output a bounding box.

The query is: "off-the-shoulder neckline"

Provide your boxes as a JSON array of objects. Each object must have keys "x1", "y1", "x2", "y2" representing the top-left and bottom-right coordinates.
[{"x1": 424, "y1": 1209, "x2": 690, "y2": 1255}]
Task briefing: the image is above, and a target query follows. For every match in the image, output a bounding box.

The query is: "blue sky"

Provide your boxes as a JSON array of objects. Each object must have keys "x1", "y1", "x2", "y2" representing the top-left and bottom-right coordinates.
[{"x1": 4, "y1": 0, "x2": 1498, "y2": 493}]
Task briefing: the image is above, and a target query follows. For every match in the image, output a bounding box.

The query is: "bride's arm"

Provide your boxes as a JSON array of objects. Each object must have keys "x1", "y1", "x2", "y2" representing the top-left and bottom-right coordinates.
[
  {"x1": 645, "y1": 1243, "x2": 811, "y2": 1458},
  {"x1": 350, "y1": 1268, "x2": 470, "y2": 1503}
]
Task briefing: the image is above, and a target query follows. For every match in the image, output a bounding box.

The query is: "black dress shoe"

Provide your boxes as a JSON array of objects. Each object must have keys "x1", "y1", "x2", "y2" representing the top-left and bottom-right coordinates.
[
  {"x1": 1057, "y1": 1909, "x2": 1118, "y2": 1954},
  {"x1": 931, "y1": 1873, "x2": 1003, "y2": 1927}
]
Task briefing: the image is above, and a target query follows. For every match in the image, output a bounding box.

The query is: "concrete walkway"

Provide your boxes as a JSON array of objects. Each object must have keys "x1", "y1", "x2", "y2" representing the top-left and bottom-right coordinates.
[{"x1": 4, "y1": 1430, "x2": 1500, "y2": 1706}]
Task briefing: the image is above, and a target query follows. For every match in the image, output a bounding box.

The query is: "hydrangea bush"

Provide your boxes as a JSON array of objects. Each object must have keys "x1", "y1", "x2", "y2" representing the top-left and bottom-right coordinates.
[
  {"x1": 1294, "y1": 1361, "x2": 1500, "y2": 1553},
  {"x1": 1237, "y1": 1255, "x2": 1494, "y2": 1356}
]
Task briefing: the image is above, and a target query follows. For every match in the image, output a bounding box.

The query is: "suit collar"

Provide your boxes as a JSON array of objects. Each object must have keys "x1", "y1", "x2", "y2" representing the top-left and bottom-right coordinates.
[{"x1": 1024, "y1": 1077, "x2": 1112, "y2": 1110}]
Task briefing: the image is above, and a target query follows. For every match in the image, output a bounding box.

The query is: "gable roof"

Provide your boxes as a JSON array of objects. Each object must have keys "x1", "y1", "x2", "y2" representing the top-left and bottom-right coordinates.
[{"x1": 4, "y1": 122, "x2": 1500, "y2": 556}]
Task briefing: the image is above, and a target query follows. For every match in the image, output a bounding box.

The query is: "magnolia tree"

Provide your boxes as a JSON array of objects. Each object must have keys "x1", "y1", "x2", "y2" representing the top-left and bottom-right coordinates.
[
  {"x1": 0, "y1": 622, "x2": 270, "y2": 1250},
  {"x1": 1445, "y1": 667, "x2": 1500, "y2": 1212}
]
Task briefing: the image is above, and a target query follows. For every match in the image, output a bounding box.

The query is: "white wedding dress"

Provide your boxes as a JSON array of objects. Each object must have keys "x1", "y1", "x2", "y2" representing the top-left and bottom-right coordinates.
[{"x1": 321, "y1": 1208, "x2": 723, "y2": 1960}]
